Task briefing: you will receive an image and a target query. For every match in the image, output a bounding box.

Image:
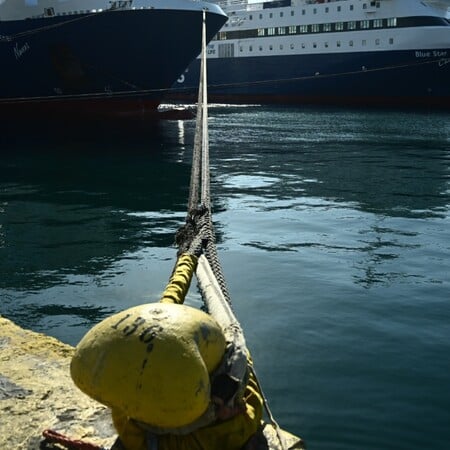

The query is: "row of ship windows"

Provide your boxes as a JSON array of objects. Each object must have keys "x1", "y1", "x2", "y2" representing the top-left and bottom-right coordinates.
[
  {"x1": 238, "y1": 37, "x2": 394, "y2": 52},
  {"x1": 244, "y1": 1, "x2": 380, "y2": 21},
  {"x1": 217, "y1": 16, "x2": 449, "y2": 41},
  {"x1": 258, "y1": 18, "x2": 394, "y2": 35}
]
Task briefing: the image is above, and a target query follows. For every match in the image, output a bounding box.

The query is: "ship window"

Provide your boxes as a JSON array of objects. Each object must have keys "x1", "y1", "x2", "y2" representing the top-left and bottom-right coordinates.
[
  {"x1": 219, "y1": 31, "x2": 227, "y2": 40},
  {"x1": 280, "y1": 12, "x2": 283, "y2": 17},
  {"x1": 249, "y1": 14, "x2": 252, "y2": 20},
  {"x1": 347, "y1": 21, "x2": 356, "y2": 30},
  {"x1": 375, "y1": 38, "x2": 380, "y2": 45},
  {"x1": 240, "y1": 46, "x2": 243, "y2": 52},
  {"x1": 325, "y1": 7, "x2": 329, "y2": 13},
  {"x1": 337, "y1": 40, "x2": 341, "y2": 47},
  {"x1": 373, "y1": 19, "x2": 383, "y2": 28},
  {"x1": 302, "y1": 9, "x2": 305, "y2": 15},
  {"x1": 299, "y1": 25, "x2": 308, "y2": 33},
  {"x1": 290, "y1": 43, "x2": 294, "y2": 49},
  {"x1": 257, "y1": 28, "x2": 265, "y2": 36},
  {"x1": 268, "y1": 27, "x2": 276, "y2": 35},
  {"x1": 313, "y1": 8, "x2": 317, "y2": 14},
  {"x1": 361, "y1": 20, "x2": 370, "y2": 29},
  {"x1": 249, "y1": 45, "x2": 253, "y2": 51},
  {"x1": 311, "y1": 24, "x2": 320, "y2": 32},
  {"x1": 362, "y1": 39, "x2": 367, "y2": 46},
  {"x1": 324, "y1": 42, "x2": 328, "y2": 48},
  {"x1": 389, "y1": 38, "x2": 394, "y2": 44},
  {"x1": 387, "y1": 17, "x2": 397, "y2": 27},
  {"x1": 269, "y1": 12, "x2": 273, "y2": 18},
  {"x1": 313, "y1": 42, "x2": 317, "y2": 48},
  {"x1": 291, "y1": 10, "x2": 294, "y2": 16},
  {"x1": 270, "y1": 45, "x2": 273, "y2": 50},
  {"x1": 301, "y1": 42, "x2": 306, "y2": 48},
  {"x1": 288, "y1": 25, "x2": 296, "y2": 34},
  {"x1": 44, "y1": 7, "x2": 55, "y2": 16},
  {"x1": 259, "y1": 46, "x2": 263, "y2": 51},
  {"x1": 350, "y1": 5, "x2": 354, "y2": 11},
  {"x1": 363, "y1": 3, "x2": 367, "y2": 9},
  {"x1": 349, "y1": 40, "x2": 354, "y2": 46},
  {"x1": 323, "y1": 23, "x2": 331, "y2": 32},
  {"x1": 337, "y1": 6, "x2": 341, "y2": 12},
  {"x1": 278, "y1": 27, "x2": 286, "y2": 35},
  {"x1": 280, "y1": 44, "x2": 284, "y2": 50},
  {"x1": 259, "y1": 14, "x2": 263, "y2": 19},
  {"x1": 219, "y1": 43, "x2": 234, "y2": 58},
  {"x1": 335, "y1": 22, "x2": 344, "y2": 31}
]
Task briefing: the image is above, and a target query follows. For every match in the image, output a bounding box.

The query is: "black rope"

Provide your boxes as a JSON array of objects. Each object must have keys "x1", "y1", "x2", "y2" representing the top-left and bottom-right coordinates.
[{"x1": 177, "y1": 11, "x2": 233, "y2": 307}]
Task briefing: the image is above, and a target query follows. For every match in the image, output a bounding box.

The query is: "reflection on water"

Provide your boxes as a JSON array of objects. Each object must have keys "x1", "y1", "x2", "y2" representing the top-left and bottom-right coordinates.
[
  {"x1": 209, "y1": 107, "x2": 450, "y2": 218},
  {"x1": 0, "y1": 129, "x2": 191, "y2": 291},
  {"x1": 1, "y1": 106, "x2": 449, "y2": 450}
]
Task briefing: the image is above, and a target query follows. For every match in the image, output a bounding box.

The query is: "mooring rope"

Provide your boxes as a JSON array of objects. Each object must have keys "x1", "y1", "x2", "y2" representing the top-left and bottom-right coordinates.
[{"x1": 183, "y1": 11, "x2": 290, "y2": 450}]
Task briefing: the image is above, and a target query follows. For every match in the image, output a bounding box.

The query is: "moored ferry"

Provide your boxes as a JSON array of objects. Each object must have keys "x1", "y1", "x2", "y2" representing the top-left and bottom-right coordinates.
[
  {"x1": 0, "y1": 0, "x2": 227, "y2": 122},
  {"x1": 173, "y1": 0, "x2": 450, "y2": 109}
]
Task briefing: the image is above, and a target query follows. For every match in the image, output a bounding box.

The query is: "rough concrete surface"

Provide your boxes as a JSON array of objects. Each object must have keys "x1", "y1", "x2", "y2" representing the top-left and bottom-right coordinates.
[{"x1": 0, "y1": 315, "x2": 116, "y2": 450}]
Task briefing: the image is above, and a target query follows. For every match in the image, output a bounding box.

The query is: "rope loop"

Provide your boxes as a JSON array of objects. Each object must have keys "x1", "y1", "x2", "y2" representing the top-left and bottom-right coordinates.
[{"x1": 175, "y1": 204, "x2": 210, "y2": 256}]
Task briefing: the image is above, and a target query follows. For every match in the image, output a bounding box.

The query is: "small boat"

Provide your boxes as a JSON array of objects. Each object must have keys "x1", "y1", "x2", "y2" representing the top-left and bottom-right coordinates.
[
  {"x1": 172, "y1": 0, "x2": 450, "y2": 109},
  {"x1": 0, "y1": 0, "x2": 227, "y2": 123}
]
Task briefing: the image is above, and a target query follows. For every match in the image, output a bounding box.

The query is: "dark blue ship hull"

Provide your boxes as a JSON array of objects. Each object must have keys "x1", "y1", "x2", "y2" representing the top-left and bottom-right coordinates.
[
  {"x1": 173, "y1": 49, "x2": 450, "y2": 109},
  {"x1": 0, "y1": 8, "x2": 227, "y2": 121}
]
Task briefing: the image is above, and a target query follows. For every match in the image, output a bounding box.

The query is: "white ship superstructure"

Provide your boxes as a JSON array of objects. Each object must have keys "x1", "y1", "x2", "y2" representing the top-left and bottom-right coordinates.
[{"x1": 174, "y1": 0, "x2": 450, "y2": 108}]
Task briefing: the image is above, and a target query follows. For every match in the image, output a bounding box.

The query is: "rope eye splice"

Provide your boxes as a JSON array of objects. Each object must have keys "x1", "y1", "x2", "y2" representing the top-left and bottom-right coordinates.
[{"x1": 175, "y1": 204, "x2": 210, "y2": 258}]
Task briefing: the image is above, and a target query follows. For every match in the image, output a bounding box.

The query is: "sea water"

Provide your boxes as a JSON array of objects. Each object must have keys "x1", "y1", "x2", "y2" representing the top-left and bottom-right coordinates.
[{"x1": 1, "y1": 106, "x2": 449, "y2": 450}]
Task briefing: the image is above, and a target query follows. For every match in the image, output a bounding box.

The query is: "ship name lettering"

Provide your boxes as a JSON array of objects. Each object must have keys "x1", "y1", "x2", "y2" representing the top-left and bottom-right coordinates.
[
  {"x1": 415, "y1": 51, "x2": 431, "y2": 58},
  {"x1": 14, "y1": 42, "x2": 30, "y2": 60},
  {"x1": 433, "y1": 50, "x2": 447, "y2": 58}
]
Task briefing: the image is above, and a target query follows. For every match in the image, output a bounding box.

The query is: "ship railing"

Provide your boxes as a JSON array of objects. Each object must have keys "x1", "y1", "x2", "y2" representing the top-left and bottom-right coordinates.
[
  {"x1": 109, "y1": 0, "x2": 133, "y2": 10},
  {"x1": 216, "y1": 0, "x2": 274, "y2": 12},
  {"x1": 216, "y1": 0, "x2": 251, "y2": 12}
]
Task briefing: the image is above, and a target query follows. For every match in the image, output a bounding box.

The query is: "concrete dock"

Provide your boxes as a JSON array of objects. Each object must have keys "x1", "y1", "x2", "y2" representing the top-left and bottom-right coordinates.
[{"x1": 0, "y1": 315, "x2": 116, "y2": 450}]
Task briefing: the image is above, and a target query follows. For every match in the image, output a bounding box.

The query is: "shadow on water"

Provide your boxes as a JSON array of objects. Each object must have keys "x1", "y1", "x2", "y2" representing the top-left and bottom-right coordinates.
[{"x1": 0, "y1": 119, "x2": 194, "y2": 296}]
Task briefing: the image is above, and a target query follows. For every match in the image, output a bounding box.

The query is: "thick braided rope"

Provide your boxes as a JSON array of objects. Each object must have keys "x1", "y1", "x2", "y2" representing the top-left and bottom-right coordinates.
[{"x1": 179, "y1": 12, "x2": 289, "y2": 450}]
